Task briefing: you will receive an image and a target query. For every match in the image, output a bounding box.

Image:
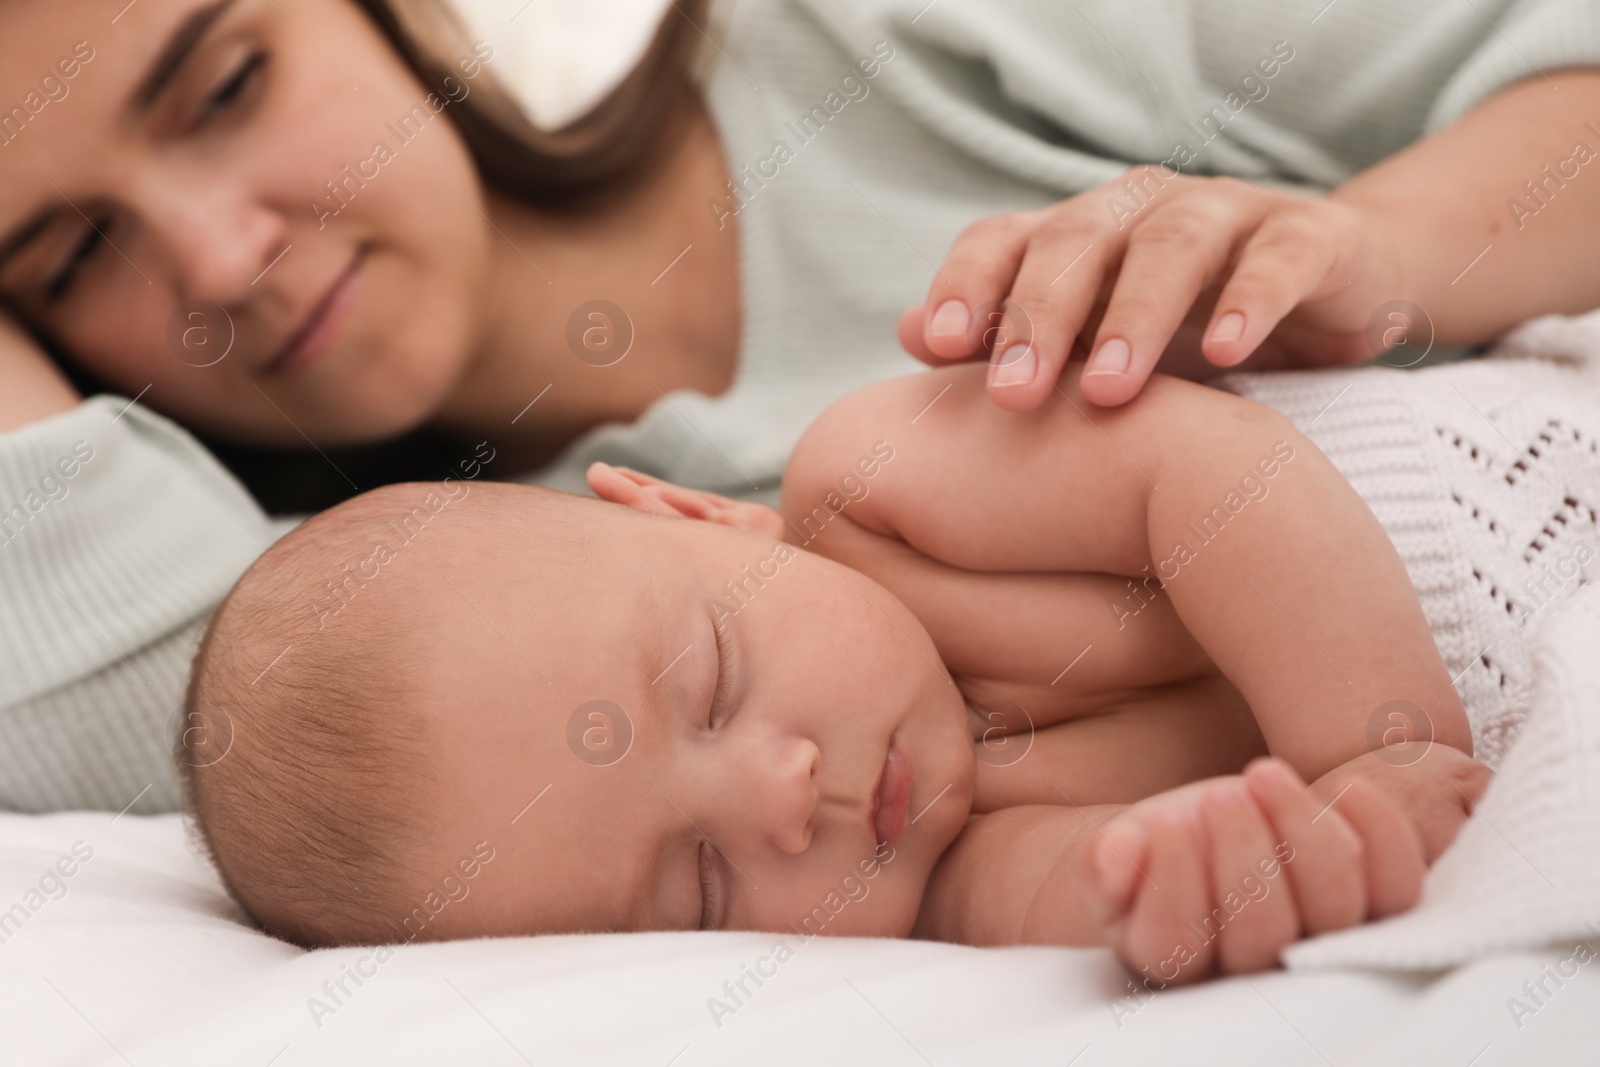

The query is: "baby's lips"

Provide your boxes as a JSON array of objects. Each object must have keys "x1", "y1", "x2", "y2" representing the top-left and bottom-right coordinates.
[{"x1": 872, "y1": 735, "x2": 913, "y2": 847}]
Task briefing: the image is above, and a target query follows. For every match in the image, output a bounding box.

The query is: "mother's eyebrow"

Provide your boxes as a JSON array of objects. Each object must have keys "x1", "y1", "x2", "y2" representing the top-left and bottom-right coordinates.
[
  {"x1": 130, "y1": 0, "x2": 239, "y2": 113},
  {"x1": 0, "y1": 0, "x2": 239, "y2": 278}
]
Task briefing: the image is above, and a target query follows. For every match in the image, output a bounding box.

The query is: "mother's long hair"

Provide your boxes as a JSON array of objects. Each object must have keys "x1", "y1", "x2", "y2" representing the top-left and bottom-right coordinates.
[{"x1": 355, "y1": 0, "x2": 711, "y2": 207}]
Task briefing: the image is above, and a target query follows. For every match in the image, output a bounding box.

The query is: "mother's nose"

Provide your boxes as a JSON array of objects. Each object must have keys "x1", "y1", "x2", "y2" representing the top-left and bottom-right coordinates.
[{"x1": 132, "y1": 175, "x2": 286, "y2": 305}]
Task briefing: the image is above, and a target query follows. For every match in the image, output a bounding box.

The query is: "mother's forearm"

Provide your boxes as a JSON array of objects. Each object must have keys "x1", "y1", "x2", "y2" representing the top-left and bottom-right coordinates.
[{"x1": 1333, "y1": 70, "x2": 1600, "y2": 345}]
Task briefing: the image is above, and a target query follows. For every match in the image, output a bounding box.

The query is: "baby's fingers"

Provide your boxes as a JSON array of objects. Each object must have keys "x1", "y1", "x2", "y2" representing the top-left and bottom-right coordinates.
[
  {"x1": 1089, "y1": 810, "x2": 1218, "y2": 985},
  {"x1": 1318, "y1": 776, "x2": 1426, "y2": 919},
  {"x1": 1199, "y1": 783, "x2": 1299, "y2": 974},
  {"x1": 1243, "y1": 758, "x2": 1366, "y2": 935}
]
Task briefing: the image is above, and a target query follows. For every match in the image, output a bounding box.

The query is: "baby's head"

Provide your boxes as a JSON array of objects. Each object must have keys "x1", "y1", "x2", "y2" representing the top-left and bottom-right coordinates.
[{"x1": 182, "y1": 474, "x2": 974, "y2": 947}]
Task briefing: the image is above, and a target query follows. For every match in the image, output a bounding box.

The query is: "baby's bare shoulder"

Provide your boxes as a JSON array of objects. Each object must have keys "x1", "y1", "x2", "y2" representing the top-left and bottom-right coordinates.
[
  {"x1": 779, "y1": 368, "x2": 976, "y2": 538},
  {"x1": 782, "y1": 364, "x2": 1282, "y2": 545},
  {"x1": 788, "y1": 363, "x2": 1275, "y2": 473}
]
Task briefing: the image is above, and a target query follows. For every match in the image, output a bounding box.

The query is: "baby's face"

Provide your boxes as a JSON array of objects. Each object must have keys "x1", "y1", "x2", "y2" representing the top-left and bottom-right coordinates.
[{"x1": 402, "y1": 485, "x2": 974, "y2": 939}]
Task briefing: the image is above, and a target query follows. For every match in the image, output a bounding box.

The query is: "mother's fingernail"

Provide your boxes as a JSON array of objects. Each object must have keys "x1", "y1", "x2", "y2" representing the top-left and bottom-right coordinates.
[
  {"x1": 989, "y1": 344, "x2": 1035, "y2": 387},
  {"x1": 1085, "y1": 338, "x2": 1131, "y2": 377},
  {"x1": 929, "y1": 299, "x2": 970, "y2": 338},
  {"x1": 1209, "y1": 311, "x2": 1246, "y2": 344}
]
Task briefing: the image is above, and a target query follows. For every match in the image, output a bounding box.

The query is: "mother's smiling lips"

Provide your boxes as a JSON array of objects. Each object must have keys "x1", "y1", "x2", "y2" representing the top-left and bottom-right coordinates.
[
  {"x1": 261, "y1": 247, "x2": 367, "y2": 377},
  {"x1": 872, "y1": 734, "x2": 913, "y2": 848}
]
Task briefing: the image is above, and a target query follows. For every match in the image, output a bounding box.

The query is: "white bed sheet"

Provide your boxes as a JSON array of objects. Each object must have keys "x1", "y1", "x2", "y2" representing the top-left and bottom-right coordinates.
[{"x1": 1, "y1": 812, "x2": 1595, "y2": 1066}]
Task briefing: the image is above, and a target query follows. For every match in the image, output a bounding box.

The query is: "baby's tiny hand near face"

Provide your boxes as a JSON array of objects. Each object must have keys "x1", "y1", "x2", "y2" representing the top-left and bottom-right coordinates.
[{"x1": 1069, "y1": 758, "x2": 1427, "y2": 985}]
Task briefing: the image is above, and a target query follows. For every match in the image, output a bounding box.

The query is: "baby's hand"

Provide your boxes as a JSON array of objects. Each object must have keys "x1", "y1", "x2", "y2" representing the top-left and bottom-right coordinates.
[
  {"x1": 1310, "y1": 744, "x2": 1492, "y2": 865},
  {"x1": 1072, "y1": 758, "x2": 1426, "y2": 985}
]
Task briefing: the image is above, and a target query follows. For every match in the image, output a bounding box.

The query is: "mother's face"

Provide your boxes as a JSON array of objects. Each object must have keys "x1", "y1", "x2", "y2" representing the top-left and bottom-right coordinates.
[{"x1": 0, "y1": 0, "x2": 494, "y2": 446}]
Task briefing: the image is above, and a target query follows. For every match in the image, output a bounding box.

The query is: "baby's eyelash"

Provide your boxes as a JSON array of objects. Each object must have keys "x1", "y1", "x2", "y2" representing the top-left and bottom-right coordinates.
[
  {"x1": 709, "y1": 621, "x2": 735, "y2": 728},
  {"x1": 698, "y1": 840, "x2": 721, "y2": 930}
]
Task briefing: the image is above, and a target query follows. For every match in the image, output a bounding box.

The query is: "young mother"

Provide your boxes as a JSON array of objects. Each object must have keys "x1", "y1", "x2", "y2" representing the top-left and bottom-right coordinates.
[{"x1": 1, "y1": 0, "x2": 1598, "y2": 812}]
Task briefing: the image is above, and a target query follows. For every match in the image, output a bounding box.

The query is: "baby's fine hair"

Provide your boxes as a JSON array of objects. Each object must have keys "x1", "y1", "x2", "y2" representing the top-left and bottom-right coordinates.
[{"x1": 180, "y1": 485, "x2": 446, "y2": 947}]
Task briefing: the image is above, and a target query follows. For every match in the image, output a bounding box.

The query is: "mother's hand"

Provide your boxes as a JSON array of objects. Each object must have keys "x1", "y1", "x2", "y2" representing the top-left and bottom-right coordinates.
[
  {"x1": 898, "y1": 169, "x2": 1402, "y2": 409},
  {"x1": 0, "y1": 312, "x2": 79, "y2": 434}
]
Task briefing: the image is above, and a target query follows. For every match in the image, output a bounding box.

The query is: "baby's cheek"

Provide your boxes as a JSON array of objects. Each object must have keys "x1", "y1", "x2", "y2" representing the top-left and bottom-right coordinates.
[{"x1": 761, "y1": 855, "x2": 925, "y2": 939}]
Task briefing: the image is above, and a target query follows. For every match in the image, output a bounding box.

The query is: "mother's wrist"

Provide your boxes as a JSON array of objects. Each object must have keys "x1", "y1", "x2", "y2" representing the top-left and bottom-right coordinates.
[
  {"x1": 1326, "y1": 188, "x2": 1426, "y2": 319},
  {"x1": 0, "y1": 321, "x2": 81, "y2": 434},
  {"x1": 0, "y1": 377, "x2": 80, "y2": 435}
]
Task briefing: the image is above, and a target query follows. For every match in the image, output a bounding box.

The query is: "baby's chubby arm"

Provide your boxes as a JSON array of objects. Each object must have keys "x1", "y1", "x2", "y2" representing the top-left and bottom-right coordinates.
[
  {"x1": 784, "y1": 364, "x2": 1473, "y2": 786},
  {"x1": 914, "y1": 758, "x2": 1429, "y2": 982}
]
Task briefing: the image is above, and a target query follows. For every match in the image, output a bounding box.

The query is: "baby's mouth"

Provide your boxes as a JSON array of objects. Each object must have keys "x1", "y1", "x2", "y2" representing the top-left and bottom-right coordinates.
[{"x1": 871, "y1": 733, "x2": 913, "y2": 848}]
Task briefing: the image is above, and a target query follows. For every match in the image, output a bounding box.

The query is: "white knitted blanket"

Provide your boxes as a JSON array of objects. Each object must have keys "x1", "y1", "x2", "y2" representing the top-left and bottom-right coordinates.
[
  {"x1": 1286, "y1": 577, "x2": 1600, "y2": 970},
  {"x1": 1265, "y1": 313, "x2": 1600, "y2": 971}
]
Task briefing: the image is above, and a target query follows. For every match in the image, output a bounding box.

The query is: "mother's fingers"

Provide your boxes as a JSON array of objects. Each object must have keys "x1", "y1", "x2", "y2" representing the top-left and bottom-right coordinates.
[
  {"x1": 973, "y1": 171, "x2": 1160, "y2": 411},
  {"x1": 984, "y1": 221, "x2": 1121, "y2": 411},
  {"x1": 1200, "y1": 207, "x2": 1346, "y2": 370},
  {"x1": 918, "y1": 211, "x2": 1046, "y2": 361},
  {"x1": 898, "y1": 304, "x2": 940, "y2": 365},
  {"x1": 905, "y1": 173, "x2": 1362, "y2": 411},
  {"x1": 1078, "y1": 178, "x2": 1266, "y2": 407},
  {"x1": 914, "y1": 175, "x2": 1153, "y2": 409}
]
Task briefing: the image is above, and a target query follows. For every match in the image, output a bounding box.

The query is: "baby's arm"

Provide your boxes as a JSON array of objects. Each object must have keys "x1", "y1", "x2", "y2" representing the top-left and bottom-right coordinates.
[
  {"x1": 786, "y1": 363, "x2": 1471, "y2": 786},
  {"x1": 916, "y1": 758, "x2": 1428, "y2": 982}
]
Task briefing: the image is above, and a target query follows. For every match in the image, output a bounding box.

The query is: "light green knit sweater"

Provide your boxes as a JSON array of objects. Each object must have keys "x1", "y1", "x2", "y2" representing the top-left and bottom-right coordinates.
[{"x1": 3, "y1": 0, "x2": 1597, "y2": 811}]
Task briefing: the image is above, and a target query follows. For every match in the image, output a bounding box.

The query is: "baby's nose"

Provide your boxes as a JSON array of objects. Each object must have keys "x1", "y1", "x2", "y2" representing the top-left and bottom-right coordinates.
[{"x1": 753, "y1": 736, "x2": 820, "y2": 854}]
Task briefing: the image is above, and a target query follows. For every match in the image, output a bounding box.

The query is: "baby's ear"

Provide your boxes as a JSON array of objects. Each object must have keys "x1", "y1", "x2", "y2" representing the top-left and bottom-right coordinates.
[{"x1": 587, "y1": 463, "x2": 787, "y2": 541}]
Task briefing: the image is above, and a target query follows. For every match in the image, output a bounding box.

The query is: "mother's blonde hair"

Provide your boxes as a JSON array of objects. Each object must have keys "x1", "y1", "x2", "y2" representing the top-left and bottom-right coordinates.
[{"x1": 355, "y1": 0, "x2": 711, "y2": 207}]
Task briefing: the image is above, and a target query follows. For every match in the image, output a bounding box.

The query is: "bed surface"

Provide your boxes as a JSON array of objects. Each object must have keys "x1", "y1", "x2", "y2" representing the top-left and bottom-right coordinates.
[{"x1": 0, "y1": 811, "x2": 1593, "y2": 1066}]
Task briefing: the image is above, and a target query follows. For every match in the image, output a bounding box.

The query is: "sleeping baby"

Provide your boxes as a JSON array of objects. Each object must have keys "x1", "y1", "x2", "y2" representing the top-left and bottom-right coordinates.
[{"x1": 181, "y1": 363, "x2": 1491, "y2": 984}]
